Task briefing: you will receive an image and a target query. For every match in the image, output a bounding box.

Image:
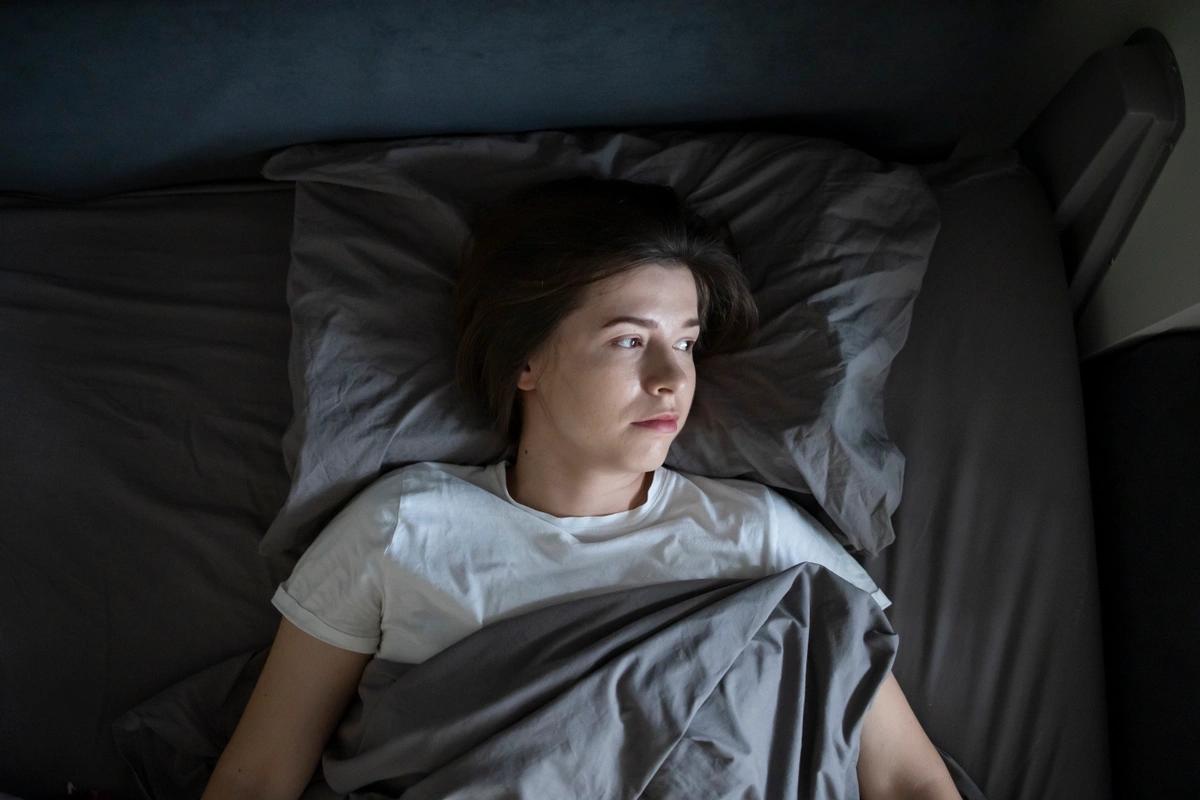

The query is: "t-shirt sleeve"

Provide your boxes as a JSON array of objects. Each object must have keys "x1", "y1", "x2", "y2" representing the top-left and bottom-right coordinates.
[
  {"x1": 765, "y1": 489, "x2": 892, "y2": 613},
  {"x1": 271, "y1": 480, "x2": 396, "y2": 654}
]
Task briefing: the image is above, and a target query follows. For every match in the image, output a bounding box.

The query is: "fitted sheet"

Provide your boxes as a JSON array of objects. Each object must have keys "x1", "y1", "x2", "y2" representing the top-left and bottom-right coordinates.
[
  {"x1": 0, "y1": 151, "x2": 1109, "y2": 798},
  {"x1": 872, "y1": 151, "x2": 1110, "y2": 797},
  {"x1": 0, "y1": 182, "x2": 297, "y2": 797}
]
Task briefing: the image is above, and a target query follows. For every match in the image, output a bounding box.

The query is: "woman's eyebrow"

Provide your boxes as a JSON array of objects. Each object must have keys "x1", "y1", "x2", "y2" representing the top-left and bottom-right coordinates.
[{"x1": 600, "y1": 315, "x2": 702, "y2": 330}]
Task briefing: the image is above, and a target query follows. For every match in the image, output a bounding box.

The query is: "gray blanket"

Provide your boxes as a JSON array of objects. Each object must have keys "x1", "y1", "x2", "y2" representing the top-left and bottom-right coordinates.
[{"x1": 115, "y1": 563, "x2": 982, "y2": 799}]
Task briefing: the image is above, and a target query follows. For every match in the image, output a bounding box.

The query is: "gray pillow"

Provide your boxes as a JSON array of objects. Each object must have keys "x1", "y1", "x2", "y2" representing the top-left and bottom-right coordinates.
[{"x1": 258, "y1": 129, "x2": 939, "y2": 558}]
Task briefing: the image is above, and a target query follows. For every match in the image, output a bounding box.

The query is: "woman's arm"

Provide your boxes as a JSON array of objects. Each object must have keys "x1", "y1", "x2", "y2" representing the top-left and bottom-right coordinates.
[
  {"x1": 201, "y1": 618, "x2": 372, "y2": 800},
  {"x1": 857, "y1": 670, "x2": 961, "y2": 800}
]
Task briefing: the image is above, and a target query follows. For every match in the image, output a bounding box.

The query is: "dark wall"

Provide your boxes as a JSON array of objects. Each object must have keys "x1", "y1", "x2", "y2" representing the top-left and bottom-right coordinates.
[
  {"x1": 1081, "y1": 329, "x2": 1200, "y2": 798},
  {"x1": 0, "y1": 0, "x2": 1035, "y2": 199}
]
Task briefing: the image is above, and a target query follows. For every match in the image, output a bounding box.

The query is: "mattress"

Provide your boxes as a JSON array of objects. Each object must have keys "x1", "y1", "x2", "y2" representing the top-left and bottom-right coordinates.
[
  {"x1": 0, "y1": 152, "x2": 1110, "y2": 798},
  {"x1": 875, "y1": 152, "x2": 1109, "y2": 797},
  {"x1": 0, "y1": 183, "x2": 297, "y2": 796}
]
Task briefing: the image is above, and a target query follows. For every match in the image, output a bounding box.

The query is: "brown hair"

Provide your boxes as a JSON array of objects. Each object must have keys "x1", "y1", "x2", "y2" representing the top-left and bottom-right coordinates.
[{"x1": 454, "y1": 175, "x2": 758, "y2": 449}]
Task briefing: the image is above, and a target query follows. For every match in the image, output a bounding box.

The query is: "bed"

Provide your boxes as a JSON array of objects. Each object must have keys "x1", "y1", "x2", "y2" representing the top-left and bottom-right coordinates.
[{"x1": 1, "y1": 4, "x2": 1184, "y2": 799}]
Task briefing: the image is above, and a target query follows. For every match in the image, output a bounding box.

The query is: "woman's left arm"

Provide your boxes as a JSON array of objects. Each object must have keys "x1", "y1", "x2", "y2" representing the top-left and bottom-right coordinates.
[{"x1": 857, "y1": 669, "x2": 961, "y2": 800}]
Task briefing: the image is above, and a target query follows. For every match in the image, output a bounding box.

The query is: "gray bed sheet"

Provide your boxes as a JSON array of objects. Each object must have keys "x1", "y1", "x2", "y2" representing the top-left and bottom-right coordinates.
[
  {"x1": 0, "y1": 183, "x2": 297, "y2": 797},
  {"x1": 870, "y1": 151, "x2": 1110, "y2": 797},
  {"x1": 0, "y1": 150, "x2": 1110, "y2": 799}
]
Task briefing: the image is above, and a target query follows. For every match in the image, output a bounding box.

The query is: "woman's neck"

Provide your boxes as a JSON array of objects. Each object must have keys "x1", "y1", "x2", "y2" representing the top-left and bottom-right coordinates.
[{"x1": 505, "y1": 447, "x2": 653, "y2": 518}]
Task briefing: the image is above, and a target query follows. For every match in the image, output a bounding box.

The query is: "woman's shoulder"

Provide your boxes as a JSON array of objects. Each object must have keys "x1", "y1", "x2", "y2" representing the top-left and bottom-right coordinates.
[
  {"x1": 373, "y1": 459, "x2": 492, "y2": 483},
  {"x1": 662, "y1": 466, "x2": 776, "y2": 514},
  {"x1": 664, "y1": 467, "x2": 830, "y2": 534},
  {"x1": 367, "y1": 460, "x2": 504, "y2": 504}
]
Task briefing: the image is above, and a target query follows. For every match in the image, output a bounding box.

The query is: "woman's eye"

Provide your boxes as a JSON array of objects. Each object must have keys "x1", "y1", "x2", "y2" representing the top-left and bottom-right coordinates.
[{"x1": 614, "y1": 336, "x2": 697, "y2": 351}]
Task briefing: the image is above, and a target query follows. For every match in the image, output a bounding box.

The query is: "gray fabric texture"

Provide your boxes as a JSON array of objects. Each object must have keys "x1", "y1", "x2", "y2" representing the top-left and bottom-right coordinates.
[
  {"x1": 865, "y1": 151, "x2": 1112, "y2": 798},
  {"x1": 0, "y1": 183, "x2": 297, "y2": 798},
  {"x1": 319, "y1": 562, "x2": 896, "y2": 799},
  {"x1": 113, "y1": 562, "x2": 913, "y2": 799},
  {"x1": 258, "y1": 129, "x2": 940, "y2": 559}
]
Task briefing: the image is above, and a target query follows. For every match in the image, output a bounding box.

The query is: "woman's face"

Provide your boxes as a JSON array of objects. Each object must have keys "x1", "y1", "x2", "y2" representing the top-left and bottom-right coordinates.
[{"x1": 516, "y1": 262, "x2": 700, "y2": 475}]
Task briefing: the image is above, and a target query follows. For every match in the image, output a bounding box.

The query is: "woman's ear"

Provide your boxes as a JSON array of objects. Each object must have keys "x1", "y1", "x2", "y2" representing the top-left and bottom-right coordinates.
[
  {"x1": 516, "y1": 339, "x2": 554, "y2": 392},
  {"x1": 515, "y1": 362, "x2": 537, "y2": 392}
]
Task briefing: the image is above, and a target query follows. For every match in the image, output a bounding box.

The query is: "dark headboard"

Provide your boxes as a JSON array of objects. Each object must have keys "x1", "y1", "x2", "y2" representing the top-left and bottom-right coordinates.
[{"x1": 1, "y1": 0, "x2": 1033, "y2": 200}]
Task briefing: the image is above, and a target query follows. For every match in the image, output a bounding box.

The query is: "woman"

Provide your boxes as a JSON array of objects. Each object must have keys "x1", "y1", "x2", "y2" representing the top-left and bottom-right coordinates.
[{"x1": 203, "y1": 177, "x2": 958, "y2": 799}]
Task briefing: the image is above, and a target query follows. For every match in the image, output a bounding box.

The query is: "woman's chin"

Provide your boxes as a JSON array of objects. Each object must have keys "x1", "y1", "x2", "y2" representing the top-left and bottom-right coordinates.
[
  {"x1": 604, "y1": 425, "x2": 676, "y2": 470},
  {"x1": 633, "y1": 440, "x2": 675, "y2": 470}
]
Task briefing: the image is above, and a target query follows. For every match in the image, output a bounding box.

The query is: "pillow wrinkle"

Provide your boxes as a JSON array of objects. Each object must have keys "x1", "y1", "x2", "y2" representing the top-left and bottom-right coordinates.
[{"x1": 259, "y1": 129, "x2": 938, "y2": 557}]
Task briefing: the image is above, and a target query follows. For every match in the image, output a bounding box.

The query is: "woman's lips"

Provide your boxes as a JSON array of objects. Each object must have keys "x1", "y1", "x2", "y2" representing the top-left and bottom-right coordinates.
[{"x1": 632, "y1": 419, "x2": 678, "y2": 433}]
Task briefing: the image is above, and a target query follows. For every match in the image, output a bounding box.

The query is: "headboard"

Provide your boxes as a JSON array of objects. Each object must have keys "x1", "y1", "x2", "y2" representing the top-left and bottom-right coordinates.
[
  {"x1": 3, "y1": 3, "x2": 1182, "y2": 317},
  {"x1": 0, "y1": 0, "x2": 1031, "y2": 199}
]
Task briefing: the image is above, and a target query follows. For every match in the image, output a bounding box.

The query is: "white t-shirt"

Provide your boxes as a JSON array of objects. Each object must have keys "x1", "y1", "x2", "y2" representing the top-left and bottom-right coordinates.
[{"x1": 272, "y1": 460, "x2": 891, "y2": 663}]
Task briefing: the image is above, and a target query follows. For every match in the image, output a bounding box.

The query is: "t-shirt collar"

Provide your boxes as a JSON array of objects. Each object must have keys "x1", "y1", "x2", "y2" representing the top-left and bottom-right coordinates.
[{"x1": 492, "y1": 460, "x2": 667, "y2": 531}]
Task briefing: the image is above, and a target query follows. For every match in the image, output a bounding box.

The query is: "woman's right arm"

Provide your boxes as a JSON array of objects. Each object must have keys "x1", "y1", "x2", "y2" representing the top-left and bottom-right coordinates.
[{"x1": 201, "y1": 617, "x2": 373, "y2": 800}]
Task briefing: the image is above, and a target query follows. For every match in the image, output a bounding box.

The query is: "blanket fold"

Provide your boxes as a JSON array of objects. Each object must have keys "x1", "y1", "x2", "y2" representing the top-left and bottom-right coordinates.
[
  {"x1": 114, "y1": 562, "x2": 983, "y2": 799},
  {"x1": 319, "y1": 562, "x2": 897, "y2": 799}
]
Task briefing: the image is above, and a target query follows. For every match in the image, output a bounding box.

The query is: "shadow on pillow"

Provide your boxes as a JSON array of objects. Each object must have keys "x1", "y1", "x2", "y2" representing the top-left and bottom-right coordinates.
[{"x1": 258, "y1": 128, "x2": 940, "y2": 559}]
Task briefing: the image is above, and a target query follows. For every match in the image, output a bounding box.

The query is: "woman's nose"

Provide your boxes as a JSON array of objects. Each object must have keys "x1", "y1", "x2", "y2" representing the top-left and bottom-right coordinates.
[{"x1": 645, "y1": 347, "x2": 688, "y2": 394}]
